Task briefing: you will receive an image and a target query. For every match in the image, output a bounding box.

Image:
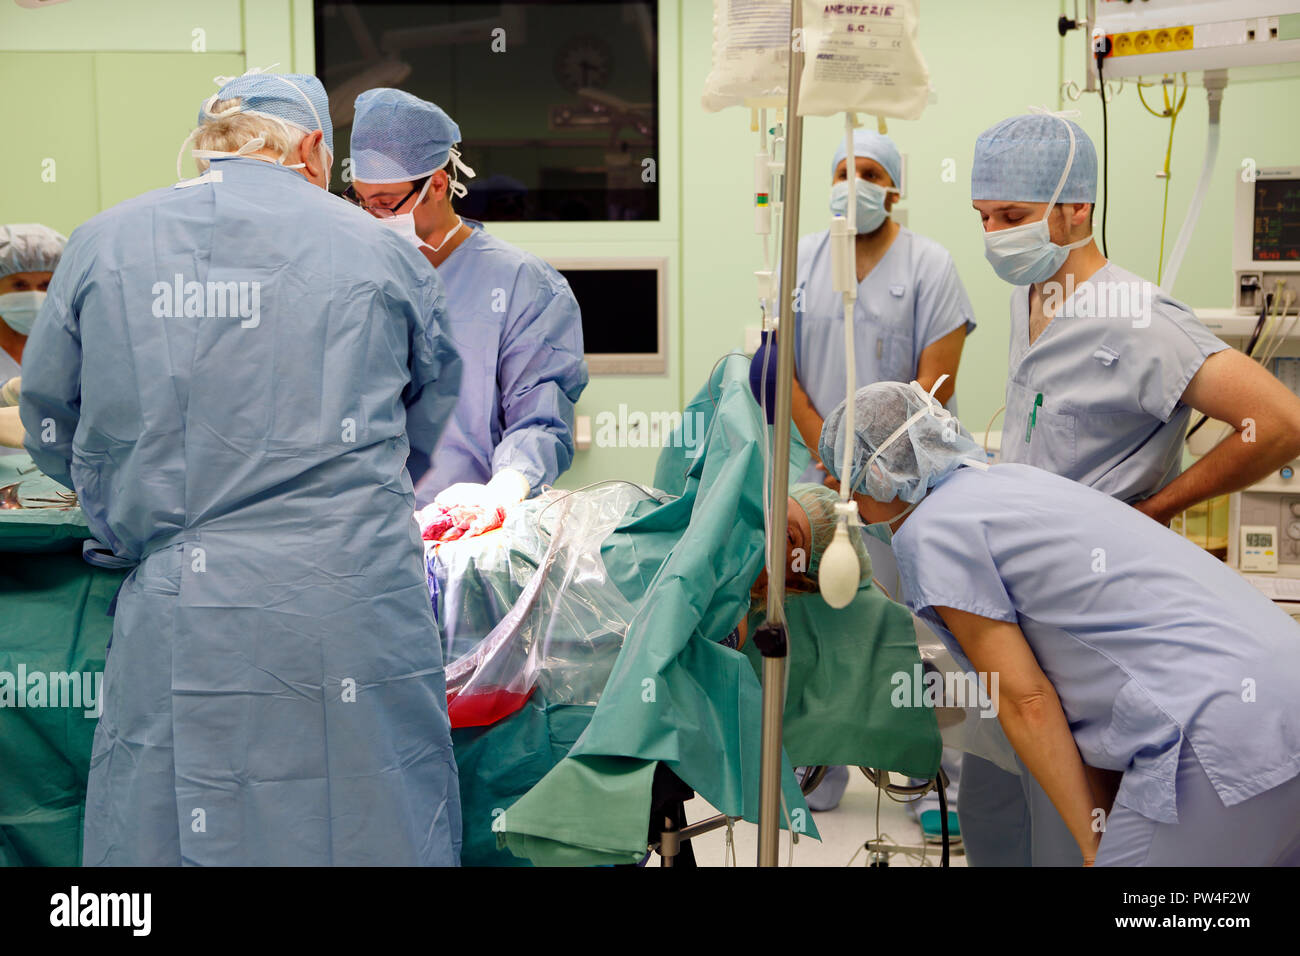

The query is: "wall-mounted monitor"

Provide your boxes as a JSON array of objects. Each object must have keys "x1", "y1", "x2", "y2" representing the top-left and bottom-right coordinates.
[{"x1": 547, "y1": 257, "x2": 667, "y2": 375}]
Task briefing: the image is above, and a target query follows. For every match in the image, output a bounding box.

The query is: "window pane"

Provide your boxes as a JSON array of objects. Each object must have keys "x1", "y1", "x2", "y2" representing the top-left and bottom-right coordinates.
[{"x1": 316, "y1": 0, "x2": 660, "y2": 222}]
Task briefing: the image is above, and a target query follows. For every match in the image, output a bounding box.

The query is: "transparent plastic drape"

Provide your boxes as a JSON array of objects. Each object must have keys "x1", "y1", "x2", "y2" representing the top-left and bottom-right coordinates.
[{"x1": 435, "y1": 483, "x2": 653, "y2": 729}]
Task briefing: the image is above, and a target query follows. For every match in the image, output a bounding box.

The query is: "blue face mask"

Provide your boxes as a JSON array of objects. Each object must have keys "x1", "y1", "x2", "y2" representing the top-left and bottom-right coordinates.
[
  {"x1": 862, "y1": 519, "x2": 893, "y2": 545},
  {"x1": 0, "y1": 290, "x2": 46, "y2": 336},
  {"x1": 830, "y1": 179, "x2": 896, "y2": 234},
  {"x1": 983, "y1": 210, "x2": 1092, "y2": 285},
  {"x1": 982, "y1": 113, "x2": 1092, "y2": 285},
  {"x1": 861, "y1": 498, "x2": 919, "y2": 545}
]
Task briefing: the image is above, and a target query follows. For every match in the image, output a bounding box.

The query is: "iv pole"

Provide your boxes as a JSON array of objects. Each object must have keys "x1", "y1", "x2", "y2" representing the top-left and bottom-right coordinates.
[{"x1": 754, "y1": 0, "x2": 805, "y2": 868}]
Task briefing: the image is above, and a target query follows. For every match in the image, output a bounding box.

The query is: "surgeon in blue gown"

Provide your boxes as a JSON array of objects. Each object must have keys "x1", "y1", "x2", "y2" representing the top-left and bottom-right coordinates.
[
  {"x1": 820, "y1": 380, "x2": 1300, "y2": 866},
  {"x1": 20, "y1": 70, "x2": 465, "y2": 866},
  {"x1": 790, "y1": 129, "x2": 975, "y2": 824},
  {"x1": 965, "y1": 110, "x2": 1300, "y2": 866},
  {"x1": 0, "y1": 224, "x2": 66, "y2": 456},
  {"x1": 346, "y1": 89, "x2": 589, "y2": 508}
]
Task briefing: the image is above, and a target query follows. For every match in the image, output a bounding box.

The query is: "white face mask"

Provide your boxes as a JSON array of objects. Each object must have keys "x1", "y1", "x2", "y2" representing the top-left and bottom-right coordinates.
[
  {"x1": 373, "y1": 177, "x2": 463, "y2": 253},
  {"x1": 983, "y1": 113, "x2": 1093, "y2": 286},
  {"x1": 0, "y1": 290, "x2": 46, "y2": 336}
]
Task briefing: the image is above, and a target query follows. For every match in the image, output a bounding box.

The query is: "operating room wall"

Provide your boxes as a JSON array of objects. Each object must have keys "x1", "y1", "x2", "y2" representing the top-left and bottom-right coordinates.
[
  {"x1": 5, "y1": 0, "x2": 1300, "y2": 491},
  {"x1": 679, "y1": 0, "x2": 1300, "y2": 449},
  {"x1": 0, "y1": 0, "x2": 679, "y2": 491}
]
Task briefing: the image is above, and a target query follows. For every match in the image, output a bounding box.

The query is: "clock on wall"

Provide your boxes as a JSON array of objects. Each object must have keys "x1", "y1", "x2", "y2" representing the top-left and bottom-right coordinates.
[{"x1": 553, "y1": 34, "x2": 613, "y2": 92}]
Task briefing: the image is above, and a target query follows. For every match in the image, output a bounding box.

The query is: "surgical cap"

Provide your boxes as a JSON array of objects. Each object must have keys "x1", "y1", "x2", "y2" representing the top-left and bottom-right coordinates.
[
  {"x1": 790, "y1": 483, "x2": 872, "y2": 585},
  {"x1": 818, "y1": 381, "x2": 984, "y2": 504},
  {"x1": 205, "y1": 70, "x2": 334, "y2": 155},
  {"x1": 0, "y1": 224, "x2": 66, "y2": 280},
  {"x1": 351, "y1": 89, "x2": 462, "y2": 184},
  {"x1": 971, "y1": 113, "x2": 1096, "y2": 203},
  {"x1": 831, "y1": 129, "x2": 902, "y2": 191}
]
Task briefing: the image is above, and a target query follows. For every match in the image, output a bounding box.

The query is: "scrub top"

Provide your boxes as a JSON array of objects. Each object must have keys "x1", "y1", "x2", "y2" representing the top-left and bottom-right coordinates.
[
  {"x1": 794, "y1": 226, "x2": 975, "y2": 419},
  {"x1": 1002, "y1": 262, "x2": 1228, "y2": 503},
  {"x1": 412, "y1": 221, "x2": 588, "y2": 506},
  {"x1": 893, "y1": 462, "x2": 1300, "y2": 825},
  {"x1": 794, "y1": 226, "x2": 975, "y2": 488},
  {"x1": 0, "y1": 347, "x2": 20, "y2": 457}
]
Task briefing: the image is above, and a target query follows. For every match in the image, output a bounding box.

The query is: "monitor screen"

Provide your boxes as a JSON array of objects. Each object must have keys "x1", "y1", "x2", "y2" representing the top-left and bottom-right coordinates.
[
  {"x1": 559, "y1": 266, "x2": 659, "y2": 355},
  {"x1": 1253, "y1": 178, "x2": 1300, "y2": 262},
  {"x1": 315, "y1": 0, "x2": 659, "y2": 222},
  {"x1": 543, "y1": 259, "x2": 665, "y2": 373}
]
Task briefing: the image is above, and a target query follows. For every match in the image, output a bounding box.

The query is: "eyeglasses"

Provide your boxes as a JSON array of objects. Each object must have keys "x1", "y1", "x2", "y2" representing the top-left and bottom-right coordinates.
[{"x1": 340, "y1": 177, "x2": 431, "y2": 219}]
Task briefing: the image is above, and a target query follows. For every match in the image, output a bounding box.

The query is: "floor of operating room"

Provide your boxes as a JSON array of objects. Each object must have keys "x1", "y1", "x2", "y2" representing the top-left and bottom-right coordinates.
[{"x1": 650, "y1": 771, "x2": 967, "y2": 867}]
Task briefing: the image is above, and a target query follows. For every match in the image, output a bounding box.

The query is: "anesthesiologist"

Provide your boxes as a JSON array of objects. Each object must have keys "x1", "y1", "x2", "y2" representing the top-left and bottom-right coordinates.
[
  {"x1": 346, "y1": 88, "x2": 589, "y2": 508},
  {"x1": 0, "y1": 224, "x2": 66, "y2": 454},
  {"x1": 20, "y1": 69, "x2": 464, "y2": 866},
  {"x1": 972, "y1": 111, "x2": 1300, "y2": 519},
  {"x1": 790, "y1": 130, "x2": 975, "y2": 821},
  {"x1": 792, "y1": 129, "x2": 974, "y2": 475},
  {"x1": 965, "y1": 110, "x2": 1300, "y2": 866},
  {"x1": 820, "y1": 380, "x2": 1300, "y2": 866}
]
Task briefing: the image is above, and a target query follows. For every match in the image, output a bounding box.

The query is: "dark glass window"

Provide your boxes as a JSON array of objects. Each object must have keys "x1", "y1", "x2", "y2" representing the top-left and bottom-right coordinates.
[{"x1": 315, "y1": 0, "x2": 659, "y2": 222}]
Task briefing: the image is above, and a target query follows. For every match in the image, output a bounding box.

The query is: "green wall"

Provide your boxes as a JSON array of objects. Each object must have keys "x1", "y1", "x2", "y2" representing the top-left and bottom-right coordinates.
[{"x1": 5, "y1": 0, "x2": 1300, "y2": 487}]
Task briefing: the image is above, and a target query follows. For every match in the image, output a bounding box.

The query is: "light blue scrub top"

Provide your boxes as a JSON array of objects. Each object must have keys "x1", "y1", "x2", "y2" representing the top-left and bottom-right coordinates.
[
  {"x1": 795, "y1": 226, "x2": 975, "y2": 419},
  {"x1": 894, "y1": 463, "x2": 1300, "y2": 824},
  {"x1": 412, "y1": 221, "x2": 588, "y2": 506},
  {"x1": 1002, "y1": 262, "x2": 1228, "y2": 502},
  {"x1": 0, "y1": 347, "x2": 19, "y2": 456}
]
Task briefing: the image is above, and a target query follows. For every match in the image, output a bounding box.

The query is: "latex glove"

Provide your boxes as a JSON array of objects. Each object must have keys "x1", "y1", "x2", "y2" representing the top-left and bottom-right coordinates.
[
  {"x1": 486, "y1": 468, "x2": 531, "y2": 506},
  {"x1": 0, "y1": 406, "x2": 24, "y2": 448},
  {"x1": 0, "y1": 377, "x2": 18, "y2": 408},
  {"x1": 432, "y1": 481, "x2": 492, "y2": 508}
]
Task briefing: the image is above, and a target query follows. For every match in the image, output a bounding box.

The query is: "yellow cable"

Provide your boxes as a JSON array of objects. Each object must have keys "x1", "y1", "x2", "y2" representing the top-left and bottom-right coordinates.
[{"x1": 1136, "y1": 80, "x2": 1165, "y2": 118}]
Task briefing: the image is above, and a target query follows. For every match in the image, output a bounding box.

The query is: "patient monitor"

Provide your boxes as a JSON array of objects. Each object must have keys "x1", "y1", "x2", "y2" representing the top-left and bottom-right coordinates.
[{"x1": 1234, "y1": 165, "x2": 1300, "y2": 312}]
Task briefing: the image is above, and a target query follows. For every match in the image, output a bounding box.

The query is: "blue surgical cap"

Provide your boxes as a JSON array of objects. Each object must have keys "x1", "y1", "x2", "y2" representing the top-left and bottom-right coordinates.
[
  {"x1": 205, "y1": 70, "x2": 334, "y2": 155},
  {"x1": 819, "y1": 381, "x2": 983, "y2": 504},
  {"x1": 351, "y1": 89, "x2": 462, "y2": 184},
  {"x1": 0, "y1": 224, "x2": 66, "y2": 280},
  {"x1": 971, "y1": 113, "x2": 1096, "y2": 203},
  {"x1": 831, "y1": 130, "x2": 902, "y2": 191}
]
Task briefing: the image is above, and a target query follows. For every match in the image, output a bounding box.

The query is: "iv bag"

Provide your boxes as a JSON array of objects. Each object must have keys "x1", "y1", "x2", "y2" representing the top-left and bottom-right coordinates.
[
  {"x1": 700, "y1": 0, "x2": 793, "y2": 112},
  {"x1": 797, "y1": 0, "x2": 931, "y2": 119}
]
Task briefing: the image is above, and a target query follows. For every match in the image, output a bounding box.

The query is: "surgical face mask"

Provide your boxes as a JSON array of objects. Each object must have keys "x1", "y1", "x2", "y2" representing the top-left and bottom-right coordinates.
[
  {"x1": 862, "y1": 499, "x2": 919, "y2": 545},
  {"x1": 0, "y1": 290, "x2": 46, "y2": 336},
  {"x1": 830, "y1": 179, "x2": 896, "y2": 234},
  {"x1": 983, "y1": 207, "x2": 1092, "y2": 285},
  {"x1": 982, "y1": 111, "x2": 1092, "y2": 285},
  {"x1": 371, "y1": 175, "x2": 441, "y2": 251}
]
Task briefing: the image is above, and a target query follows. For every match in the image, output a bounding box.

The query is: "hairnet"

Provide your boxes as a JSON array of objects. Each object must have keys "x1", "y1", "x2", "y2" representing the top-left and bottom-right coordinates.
[
  {"x1": 790, "y1": 483, "x2": 872, "y2": 585},
  {"x1": 971, "y1": 112, "x2": 1096, "y2": 203},
  {"x1": 0, "y1": 224, "x2": 66, "y2": 280},
  {"x1": 351, "y1": 88, "x2": 463, "y2": 183},
  {"x1": 818, "y1": 381, "x2": 984, "y2": 504},
  {"x1": 204, "y1": 70, "x2": 334, "y2": 155},
  {"x1": 831, "y1": 129, "x2": 902, "y2": 191}
]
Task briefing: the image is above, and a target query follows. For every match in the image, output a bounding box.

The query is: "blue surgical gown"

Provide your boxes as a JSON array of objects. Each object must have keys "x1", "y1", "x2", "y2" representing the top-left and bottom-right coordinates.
[
  {"x1": 794, "y1": 226, "x2": 975, "y2": 425},
  {"x1": 411, "y1": 222, "x2": 587, "y2": 506},
  {"x1": 894, "y1": 463, "x2": 1300, "y2": 827},
  {"x1": 20, "y1": 156, "x2": 465, "y2": 866},
  {"x1": 1001, "y1": 262, "x2": 1228, "y2": 502}
]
